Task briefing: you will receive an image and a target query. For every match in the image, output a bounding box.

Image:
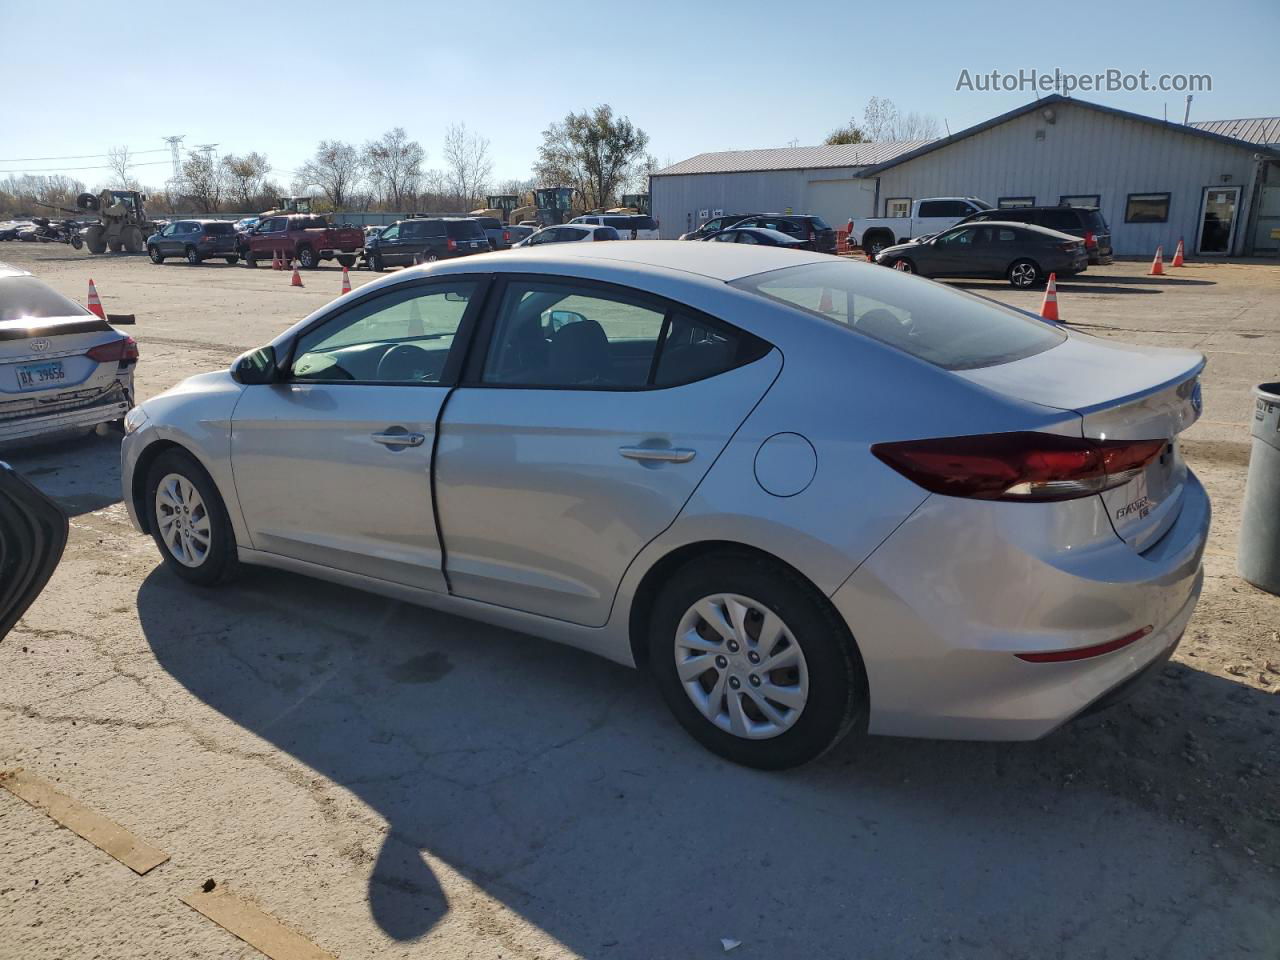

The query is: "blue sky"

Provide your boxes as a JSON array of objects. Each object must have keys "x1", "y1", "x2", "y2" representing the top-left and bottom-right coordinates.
[{"x1": 2, "y1": 0, "x2": 1276, "y2": 190}]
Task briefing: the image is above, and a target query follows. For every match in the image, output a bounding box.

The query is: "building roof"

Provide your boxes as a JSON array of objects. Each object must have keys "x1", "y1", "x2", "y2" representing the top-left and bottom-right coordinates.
[
  {"x1": 1191, "y1": 116, "x2": 1280, "y2": 146},
  {"x1": 855, "y1": 95, "x2": 1280, "y2": 177},
  {"x1": 651, "y1": 140, "x2": 935, "y2": 177}
]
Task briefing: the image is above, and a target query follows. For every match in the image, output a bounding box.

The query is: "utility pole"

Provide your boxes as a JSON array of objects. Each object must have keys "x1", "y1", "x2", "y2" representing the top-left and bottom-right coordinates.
[{"x1": 162, "y1": 135, "x2": 185, "y2": 201}]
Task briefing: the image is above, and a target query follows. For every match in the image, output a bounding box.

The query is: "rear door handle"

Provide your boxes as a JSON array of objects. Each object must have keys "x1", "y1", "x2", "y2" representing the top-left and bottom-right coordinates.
[
  {"x1": 619, "y1": 445, "x2": 696, "y2": 463},
  {"x1": 372, "y1": 431, "x2": 425, "y2": 448}
]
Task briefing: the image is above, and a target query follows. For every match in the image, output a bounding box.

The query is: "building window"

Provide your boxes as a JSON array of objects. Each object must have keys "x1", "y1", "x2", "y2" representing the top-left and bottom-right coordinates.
[
  {"x1": 885, "y1": 198, "x2": 911, "y2": 218},
  {"x1": 1060, "y1": 194, "x2": 1100, "y2": 208},
  {"x1": 998, "y1": 197, "x2": 1035, "y2": 209},
  {"x1": 1125, "y1": 192, "x2": 1171, "y2": 223}
]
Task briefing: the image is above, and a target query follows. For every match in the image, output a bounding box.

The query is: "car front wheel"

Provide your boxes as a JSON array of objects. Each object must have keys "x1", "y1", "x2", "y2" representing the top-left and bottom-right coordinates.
[
  {"x1": 1008, "y1": 259, "x2": 1042, "y2": 288},
  {"x1": 145, "y1": 449, "x2": 239, "y2": 586},
  {"x1": 648, "y1": 551, "x2": 867, "y2": 769},
  {"x1": 148, "y1": 245, "x2": 164, "y2": 264}
]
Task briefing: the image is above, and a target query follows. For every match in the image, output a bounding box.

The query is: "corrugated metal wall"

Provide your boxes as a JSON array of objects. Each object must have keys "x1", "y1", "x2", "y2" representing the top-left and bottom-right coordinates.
[
  {"x1": 870, "y1": 103, "x2": 1260, "y2": 255},
  {"x1": 651, "y1": 168, "x2": 879, "y2": 238}
]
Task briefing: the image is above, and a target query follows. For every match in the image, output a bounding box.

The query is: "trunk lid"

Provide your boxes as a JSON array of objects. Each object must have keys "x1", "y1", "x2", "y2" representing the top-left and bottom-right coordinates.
[
  {"x1": 0, "y1": 315, "x2": 125, "y2": 411},
  {"x1": 959, "y1": 332, "x2": 1204, "y2": 551}
]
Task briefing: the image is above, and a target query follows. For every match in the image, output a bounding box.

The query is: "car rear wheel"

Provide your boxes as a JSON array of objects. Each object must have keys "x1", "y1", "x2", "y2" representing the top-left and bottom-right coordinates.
[
  {"x1": 1008, "y1": 259, "x2": 1042, "y2": 288},
  {"x1": 368, "y1": 252, "x2": 384, "y2": 272},
  {"x1": 145, "y1": 449, "x2": 239, "y2": 587},
  {"x1": 648, "y1": 551, "x2": 867, "y2": 769},
  {"x1": 425, "y1": 252, "x2": 439, "y2": 262},
  {"x1": 224, "y1": 255, "x2": 239, "y2": 264},
  {"x1": 185, "y1": 246, "x2": 202, "y2": 265},
  {"x1": 148, "y1": 245, "x2": 165, "y2": 264},
  {"x1": 864, "y1": 232, "x2": 892, "y2": 257}
]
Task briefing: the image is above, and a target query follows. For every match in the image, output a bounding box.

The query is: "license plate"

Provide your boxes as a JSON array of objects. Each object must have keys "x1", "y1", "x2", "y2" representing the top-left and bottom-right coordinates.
[{"x1": 17, "y1": 361, "x2": 66, "y2": 390}]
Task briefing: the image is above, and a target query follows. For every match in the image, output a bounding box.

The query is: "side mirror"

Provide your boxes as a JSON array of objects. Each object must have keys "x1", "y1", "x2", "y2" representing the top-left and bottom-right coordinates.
[{"x1": 231, "y1": 345, "x2": 278, "y2": 385}]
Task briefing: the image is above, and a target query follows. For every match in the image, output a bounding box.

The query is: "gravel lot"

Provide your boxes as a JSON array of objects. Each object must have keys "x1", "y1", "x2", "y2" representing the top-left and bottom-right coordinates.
[{"x1": 1, "y1": 244, "x2": 1277, "y2": 959}]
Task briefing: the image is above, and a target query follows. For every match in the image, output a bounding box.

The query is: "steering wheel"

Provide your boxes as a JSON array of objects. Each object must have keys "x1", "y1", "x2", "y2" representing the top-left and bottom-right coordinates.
[{"x1": 376, "y1": 343, "x2": 435, "y2": 382}]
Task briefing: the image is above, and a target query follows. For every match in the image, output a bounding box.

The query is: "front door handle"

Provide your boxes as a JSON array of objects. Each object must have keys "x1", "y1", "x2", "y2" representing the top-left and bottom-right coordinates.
[
  {"x1": 619, "y1": 445, "x2": 696, "y2": 463},
  {"x1": 372, "y1": 430, "x2": 425, "y2": 448}
]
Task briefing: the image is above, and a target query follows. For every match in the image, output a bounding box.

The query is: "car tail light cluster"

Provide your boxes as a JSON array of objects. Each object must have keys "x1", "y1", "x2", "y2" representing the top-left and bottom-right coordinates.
[
  {"x1": 446, "y1": 237, "x2": 457, "y2": 252},
  {"x1": 871, "y1": 432, "x2": 1165, "y2": 502},
  {"x1": 503, "y1": 230, "x2": 511, "y2": 243},
  {"x1": 86, "y1": 336, "x2": 139, "y2": 364},
  {"x1": 1082, "y1": 230, "x2": 1097, "y2": 249}
]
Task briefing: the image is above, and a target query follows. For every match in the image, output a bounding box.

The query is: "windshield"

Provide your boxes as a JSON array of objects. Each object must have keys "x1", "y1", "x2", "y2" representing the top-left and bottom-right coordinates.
[{"x1": 731, "y1": 261, "x2": 1064, "y2": 371}]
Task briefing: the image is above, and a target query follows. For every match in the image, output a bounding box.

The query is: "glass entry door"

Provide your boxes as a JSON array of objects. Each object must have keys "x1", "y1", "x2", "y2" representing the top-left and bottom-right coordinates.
[{"x1": 1196, "y1": 186, "x2": 1240, "y2": 255}]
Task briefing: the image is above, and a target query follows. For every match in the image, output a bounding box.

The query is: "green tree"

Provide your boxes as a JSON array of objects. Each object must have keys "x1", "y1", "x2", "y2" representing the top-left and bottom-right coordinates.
[
  {"x1": 535, "y1": 105, "x2": 649, "y2": 210},
  {"x1": 824, "y1": 123, "x2": 868, "y2": 145}
]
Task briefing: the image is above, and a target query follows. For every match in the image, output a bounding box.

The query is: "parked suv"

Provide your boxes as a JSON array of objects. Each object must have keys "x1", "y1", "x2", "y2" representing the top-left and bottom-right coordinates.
[
  {"x1": 569, "y1": 214, "x2": 659, "y2": 239},
  {"x1": 364, "y1": 217, "x2": 490, "y2": 271},
  {"x1": 679, "y1": 214, "x2": 754, "y2": 240},
  {"x1": 730, "y1": 214, "x2": 836, "y2": 253},
  {"x1": 147, "y1": 220, "x2": 239, "y2": 265},
  {"x1": 960, "y1": 206, "x2": 1113, "y2": 264}
]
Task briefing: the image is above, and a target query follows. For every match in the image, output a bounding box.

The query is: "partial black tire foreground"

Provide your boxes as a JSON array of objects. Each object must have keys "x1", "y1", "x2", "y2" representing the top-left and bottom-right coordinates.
[{"x1": 0, "y1": 462, "x2": 69, "y2": 641}]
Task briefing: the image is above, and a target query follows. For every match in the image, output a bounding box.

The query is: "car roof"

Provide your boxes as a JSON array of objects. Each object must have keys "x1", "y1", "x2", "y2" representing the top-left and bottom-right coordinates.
[
  {"x1": 439, "y1": 239, "x2": 825, "y2": 281},
  {"x1": 954, "y1": 221, "x2": 1077, "y2": 238},
  {"x1": 972, "y1": 206, "x2": 1095, "y2": 215},
  {"x1": 722, "y1": 227, "x2": 800, "y2": 241}
]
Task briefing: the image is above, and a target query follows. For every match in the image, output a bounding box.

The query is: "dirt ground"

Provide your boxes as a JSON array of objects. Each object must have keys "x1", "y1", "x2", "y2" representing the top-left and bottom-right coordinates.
[{"x1": 1, "y1": 244, "x2": 1277, "y2": 959}]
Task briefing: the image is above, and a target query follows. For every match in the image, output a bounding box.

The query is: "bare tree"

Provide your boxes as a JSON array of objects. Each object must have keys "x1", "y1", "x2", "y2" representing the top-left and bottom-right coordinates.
[
  {"x1": 0, "y1": 174, "x2": 86, "y2": 216},
  {"x1": 364, "y1": 128, "x2": 424, "y2": 211},
  {"x1": 442, "y1": 123, "x2": 492, "y2": 209},
  {"x1": 221, "y1": 152, "x2": 272, "y2": 211},
  {"x1": 297, "y1": 140, "x2": 363, "y2": 211},
  {"x1": 860, "y1": 97, "x2": 940, "y2": 141},
  {"x1": 534, "y1": 104, "x2": 649, "y2": 210},
  {"x1": 106, "y1": 146, "x2": 138, "y2": 189},
  {"x1": 182, "y1": 152, "x2": 224, "y2": 212}
]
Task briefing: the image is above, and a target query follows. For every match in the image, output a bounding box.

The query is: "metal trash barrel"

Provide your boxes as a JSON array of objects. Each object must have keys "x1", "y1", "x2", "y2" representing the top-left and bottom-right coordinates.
[{"x1": 1239, "y1": 382, "x2": 1280, "y2": 595}]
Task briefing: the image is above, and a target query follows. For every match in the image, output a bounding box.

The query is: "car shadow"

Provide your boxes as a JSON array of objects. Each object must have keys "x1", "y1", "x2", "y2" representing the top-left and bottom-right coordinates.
[
  {"x1": 0, "y1": 431, "x2": 123, "y2": 515},
  {"x1": 136, "y1": 563, "x2": 1279, "y2": 956},
  {"x1": 944, "y1": 280, "x2": 1163, "y2": 296}
]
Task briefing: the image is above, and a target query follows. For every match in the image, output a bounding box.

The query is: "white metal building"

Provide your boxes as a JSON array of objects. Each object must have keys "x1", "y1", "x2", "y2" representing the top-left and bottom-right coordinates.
[{"x1": 652, "y1": 96, "x2": 1280, "y2": 256}]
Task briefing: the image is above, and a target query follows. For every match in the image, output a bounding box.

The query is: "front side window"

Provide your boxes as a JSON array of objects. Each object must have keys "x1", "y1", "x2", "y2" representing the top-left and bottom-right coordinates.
[
  {"x1": 291, "y1": 282, "x2": 478, "y2": 383},
  {"x1": 731, "y1": 261, "x2": 1064, "y2": 371},
  {"x1": 481, "y1": 279, "x2": 767, "y2": 389},
  {"x1": 381, "y1": 224, "x2": 400, "y2": 240},
  {"x1": 161, "y1": 224, "x2": 177, "y2": 237},
  {"x1": 1125, "y1": 192, "x2": 1170, "y2": 223},
  {"x1": 935, "y1": 226, "x2": 978, "y2": 247}
]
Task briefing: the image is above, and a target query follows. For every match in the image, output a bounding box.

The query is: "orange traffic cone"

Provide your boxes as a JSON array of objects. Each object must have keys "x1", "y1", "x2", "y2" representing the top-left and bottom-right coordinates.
[
  {"x1": 1039, "y1": 272, "x2": 1060, "y2": 322},
  {"x1": 1171, "y1": 238, "x2": 1185, "y2": 267},
  {"x1": 86, "y1": 279, "x2": 106, "y2": 319},
  {"x1": 818, "y1": 287, "x2": 833, "y2": 312},
  {"x1": 340, "y1": 267, "x2": 351, "y2": 294},
  {"x1": 893, "y1": 259, "x2": 909, "y2": 271},
  {"x1": 290, "y1": 262, "x2": 303, "y2": 287},
  {"x1": 1148, "y1": 245, "x2": 1165, "y2": 276}
]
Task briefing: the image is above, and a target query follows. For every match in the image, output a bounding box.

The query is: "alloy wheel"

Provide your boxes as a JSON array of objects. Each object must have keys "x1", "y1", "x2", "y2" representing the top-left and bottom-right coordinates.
[
  {"x1": 674, "y1": 593, "x2": 810, "y2": 740},
  {"x1": 1010, "y1": 262, "x2": 1038, "y2": 287},
  {"x1": 154, "y1": 473, "x2": 212, "y2": 568}
]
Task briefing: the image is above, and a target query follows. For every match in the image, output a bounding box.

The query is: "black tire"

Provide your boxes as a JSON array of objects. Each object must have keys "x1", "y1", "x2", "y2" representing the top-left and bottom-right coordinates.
[
  {"x1": 368, "y1": 252, "x2": 384, "y2": 272},
  {"x1": 70, "y1": 234, "x2": 83, "y2": 250},
  {"x1": 144, "y1": 449, "x2": 239, "y2": 587},
  {"x1": 148, "y1": 245, "x2": 165, "y2": 264},
  {"x1": 243, "y1": 248, "x2": 257, "y2": 268},
  {"x1": 864, "y1": 232, "x2": 893, "y2": 257},
  {"x1": 224, "y1": 255, "x2": 239, "y2": 264},
  {"x1": 185, "y1": 246, "x2": 202, "y2": 265},
  {"x1": 297, "y1": 246, "x2": 317, "y2": 269},
  {"x1": 336, "y1": 254, "x2": 356, "y2": 268},
  {"x1": 648, "y1": 550, "x2": 867, "y2": 770},
  {"x1": 1008, "y1": 258, "x2": 1042, "y2": 288}
]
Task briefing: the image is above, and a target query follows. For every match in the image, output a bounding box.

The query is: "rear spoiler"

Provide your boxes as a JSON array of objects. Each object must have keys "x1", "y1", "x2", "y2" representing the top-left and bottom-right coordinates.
[{"x1": 0, "y1": 462, "x2": 68, "y2": 641}]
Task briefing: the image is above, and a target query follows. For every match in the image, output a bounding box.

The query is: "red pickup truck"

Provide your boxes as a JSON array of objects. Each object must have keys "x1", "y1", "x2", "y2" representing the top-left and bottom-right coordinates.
[{"x1": 239, "y1": 214, "x2": 364, "y2": 269}]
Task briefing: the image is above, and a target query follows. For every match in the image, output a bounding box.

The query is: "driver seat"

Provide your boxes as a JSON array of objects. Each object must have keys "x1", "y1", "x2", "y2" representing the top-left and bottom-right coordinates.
[{"x1": 547, "y1": 319, "x2": 609, "y2": 385}]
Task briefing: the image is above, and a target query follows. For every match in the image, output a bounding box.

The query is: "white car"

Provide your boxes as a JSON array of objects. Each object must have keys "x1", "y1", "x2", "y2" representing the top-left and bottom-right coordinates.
[
  {"x1": 0, "y1": 263, "x2": 137, "y2": 445},
  {"x1": 514, "y1": 224, "x2": 620, "y2": 247},
  {"x1": 121, "y1": 242, "x2": 1207, "y2": 769},
  {"x1": 570, "y1": 214, "x2": 660, "y2": 239}
]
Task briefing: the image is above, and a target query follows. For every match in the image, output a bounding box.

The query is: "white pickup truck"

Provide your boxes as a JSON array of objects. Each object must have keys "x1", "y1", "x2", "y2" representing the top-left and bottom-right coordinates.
[{"x1": 852, "y1": 197, "x2": 993, "y2": 256}]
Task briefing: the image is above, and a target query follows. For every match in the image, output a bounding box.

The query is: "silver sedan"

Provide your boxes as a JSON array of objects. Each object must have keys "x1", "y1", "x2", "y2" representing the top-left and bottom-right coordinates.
[{"x1": 121, "y1": 242, "x2": 1209, "y2": 768}]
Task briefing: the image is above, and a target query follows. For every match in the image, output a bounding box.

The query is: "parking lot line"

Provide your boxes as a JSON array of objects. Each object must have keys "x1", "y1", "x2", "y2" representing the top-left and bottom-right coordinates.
[
  {"x1": 180, "y1": 885, "x2": 337, "y2": 960},
  {"x1": 0, "y1": 767, "x2": 169, "y2": 875}
]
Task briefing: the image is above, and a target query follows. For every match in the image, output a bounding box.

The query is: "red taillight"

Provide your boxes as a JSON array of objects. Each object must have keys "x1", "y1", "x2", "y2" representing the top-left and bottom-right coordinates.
[
  {"x1": 871, "y1": 432, "x2": 1166, "y2": 502},
  {"x1": 1083, "y1": 230, "x2": 1097, "y2": 249},
  {"x1": 447, "y1": 237, "x2": 457, "y2": 252},
  {"x1": 1015, "y1": 625, "x2": 1154, "y2": 663},
  {"x1": 503, "y1": 230, "x2": 510, "y2": 242},
  {"x1": 86, "y1": 336, "x2": 138, "y2": 363}
]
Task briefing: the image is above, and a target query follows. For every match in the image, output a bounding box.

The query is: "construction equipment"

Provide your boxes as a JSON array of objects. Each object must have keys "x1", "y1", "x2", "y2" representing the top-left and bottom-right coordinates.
[
  {"x1": 37, "y1": 190, "x2": 152, "y2": 254},
  {"x1": 509, "y1": 187, "x2": 587, "y2": 227},
  {"x1": 621, "y1": 193, "x2": 651, "y2": 215},
  {"x1": 257, "y1": 197, "x2": 313, "y2": 218},
  {"x1": 485, "y1": 195, "x2": 521, "y2": 223}
]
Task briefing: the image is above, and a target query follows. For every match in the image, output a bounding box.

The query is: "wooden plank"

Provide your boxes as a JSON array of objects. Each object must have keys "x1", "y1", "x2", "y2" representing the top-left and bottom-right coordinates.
[
  {"x1": 180, "y1": 886, "x2": 336, "y2": 960},
  {"x1": 0, "y1": 768, "x2": 169, "y2": 875}
]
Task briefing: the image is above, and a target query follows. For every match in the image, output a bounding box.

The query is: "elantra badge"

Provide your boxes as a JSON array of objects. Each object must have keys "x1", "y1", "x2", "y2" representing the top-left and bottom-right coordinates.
[{"x1": 29, "y1": 338, "x2": 51, "y2": 353}]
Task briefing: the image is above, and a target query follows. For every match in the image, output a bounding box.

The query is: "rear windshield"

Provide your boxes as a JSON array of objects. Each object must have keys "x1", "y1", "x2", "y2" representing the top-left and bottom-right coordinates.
[
  {"x1": 0, "y1": 276, "x2": 91, "y2": 323},
  {"x1": 808, "y1": 216, "x2": 832, "y2": 230},
  {"x1": 446, "y1": 220, "x2": 486, "y2": 240},
  {"x1": 203, "y1": 222, "x2": 235, "y2": 235},
  {"x1": 475, "y1": 217, "x2": 502, "y2": 229},
  {"x1": 731, "y1": 261, "x2": 1064, "y2": 371},
  {"x1": 1081, "y1": 209, "x2": 1108, "y2": 231}
]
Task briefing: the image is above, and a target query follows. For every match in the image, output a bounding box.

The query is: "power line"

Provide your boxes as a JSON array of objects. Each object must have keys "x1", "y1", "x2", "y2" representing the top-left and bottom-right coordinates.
[
  {"x1": 0, "y1": 160, "x2": 172, "y2": 175},
  {"x1": 0, "y1": 148, "x2": 170, "y2": 163}
]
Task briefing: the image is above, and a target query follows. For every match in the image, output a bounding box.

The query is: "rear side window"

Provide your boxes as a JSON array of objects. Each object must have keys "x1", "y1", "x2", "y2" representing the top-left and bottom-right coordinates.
[
  {"x1": 633, "y1": 216, "x2": 658, "y2": 230},
  {"x1": 446, "y1": 220, "x2": 486, "y2": 240},
  {"x1": 1039, "y1": 209, "x2": 1081, "y2": 231},
  {"x1": 203, "y1": 222, "x2": 235, "y2": 235},
  {"x1": 0, "y1": 277, "x2": 94, "y2": 323},
  {"x1": 919, "y1": 200, "x2": 970, "y2": 217},
  {"x1": 594, "y1": 227, "x2": 619, "y2": 240},
  {"x1": 731, "y1": 261, "x2": 1064, "y2": 371}
]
